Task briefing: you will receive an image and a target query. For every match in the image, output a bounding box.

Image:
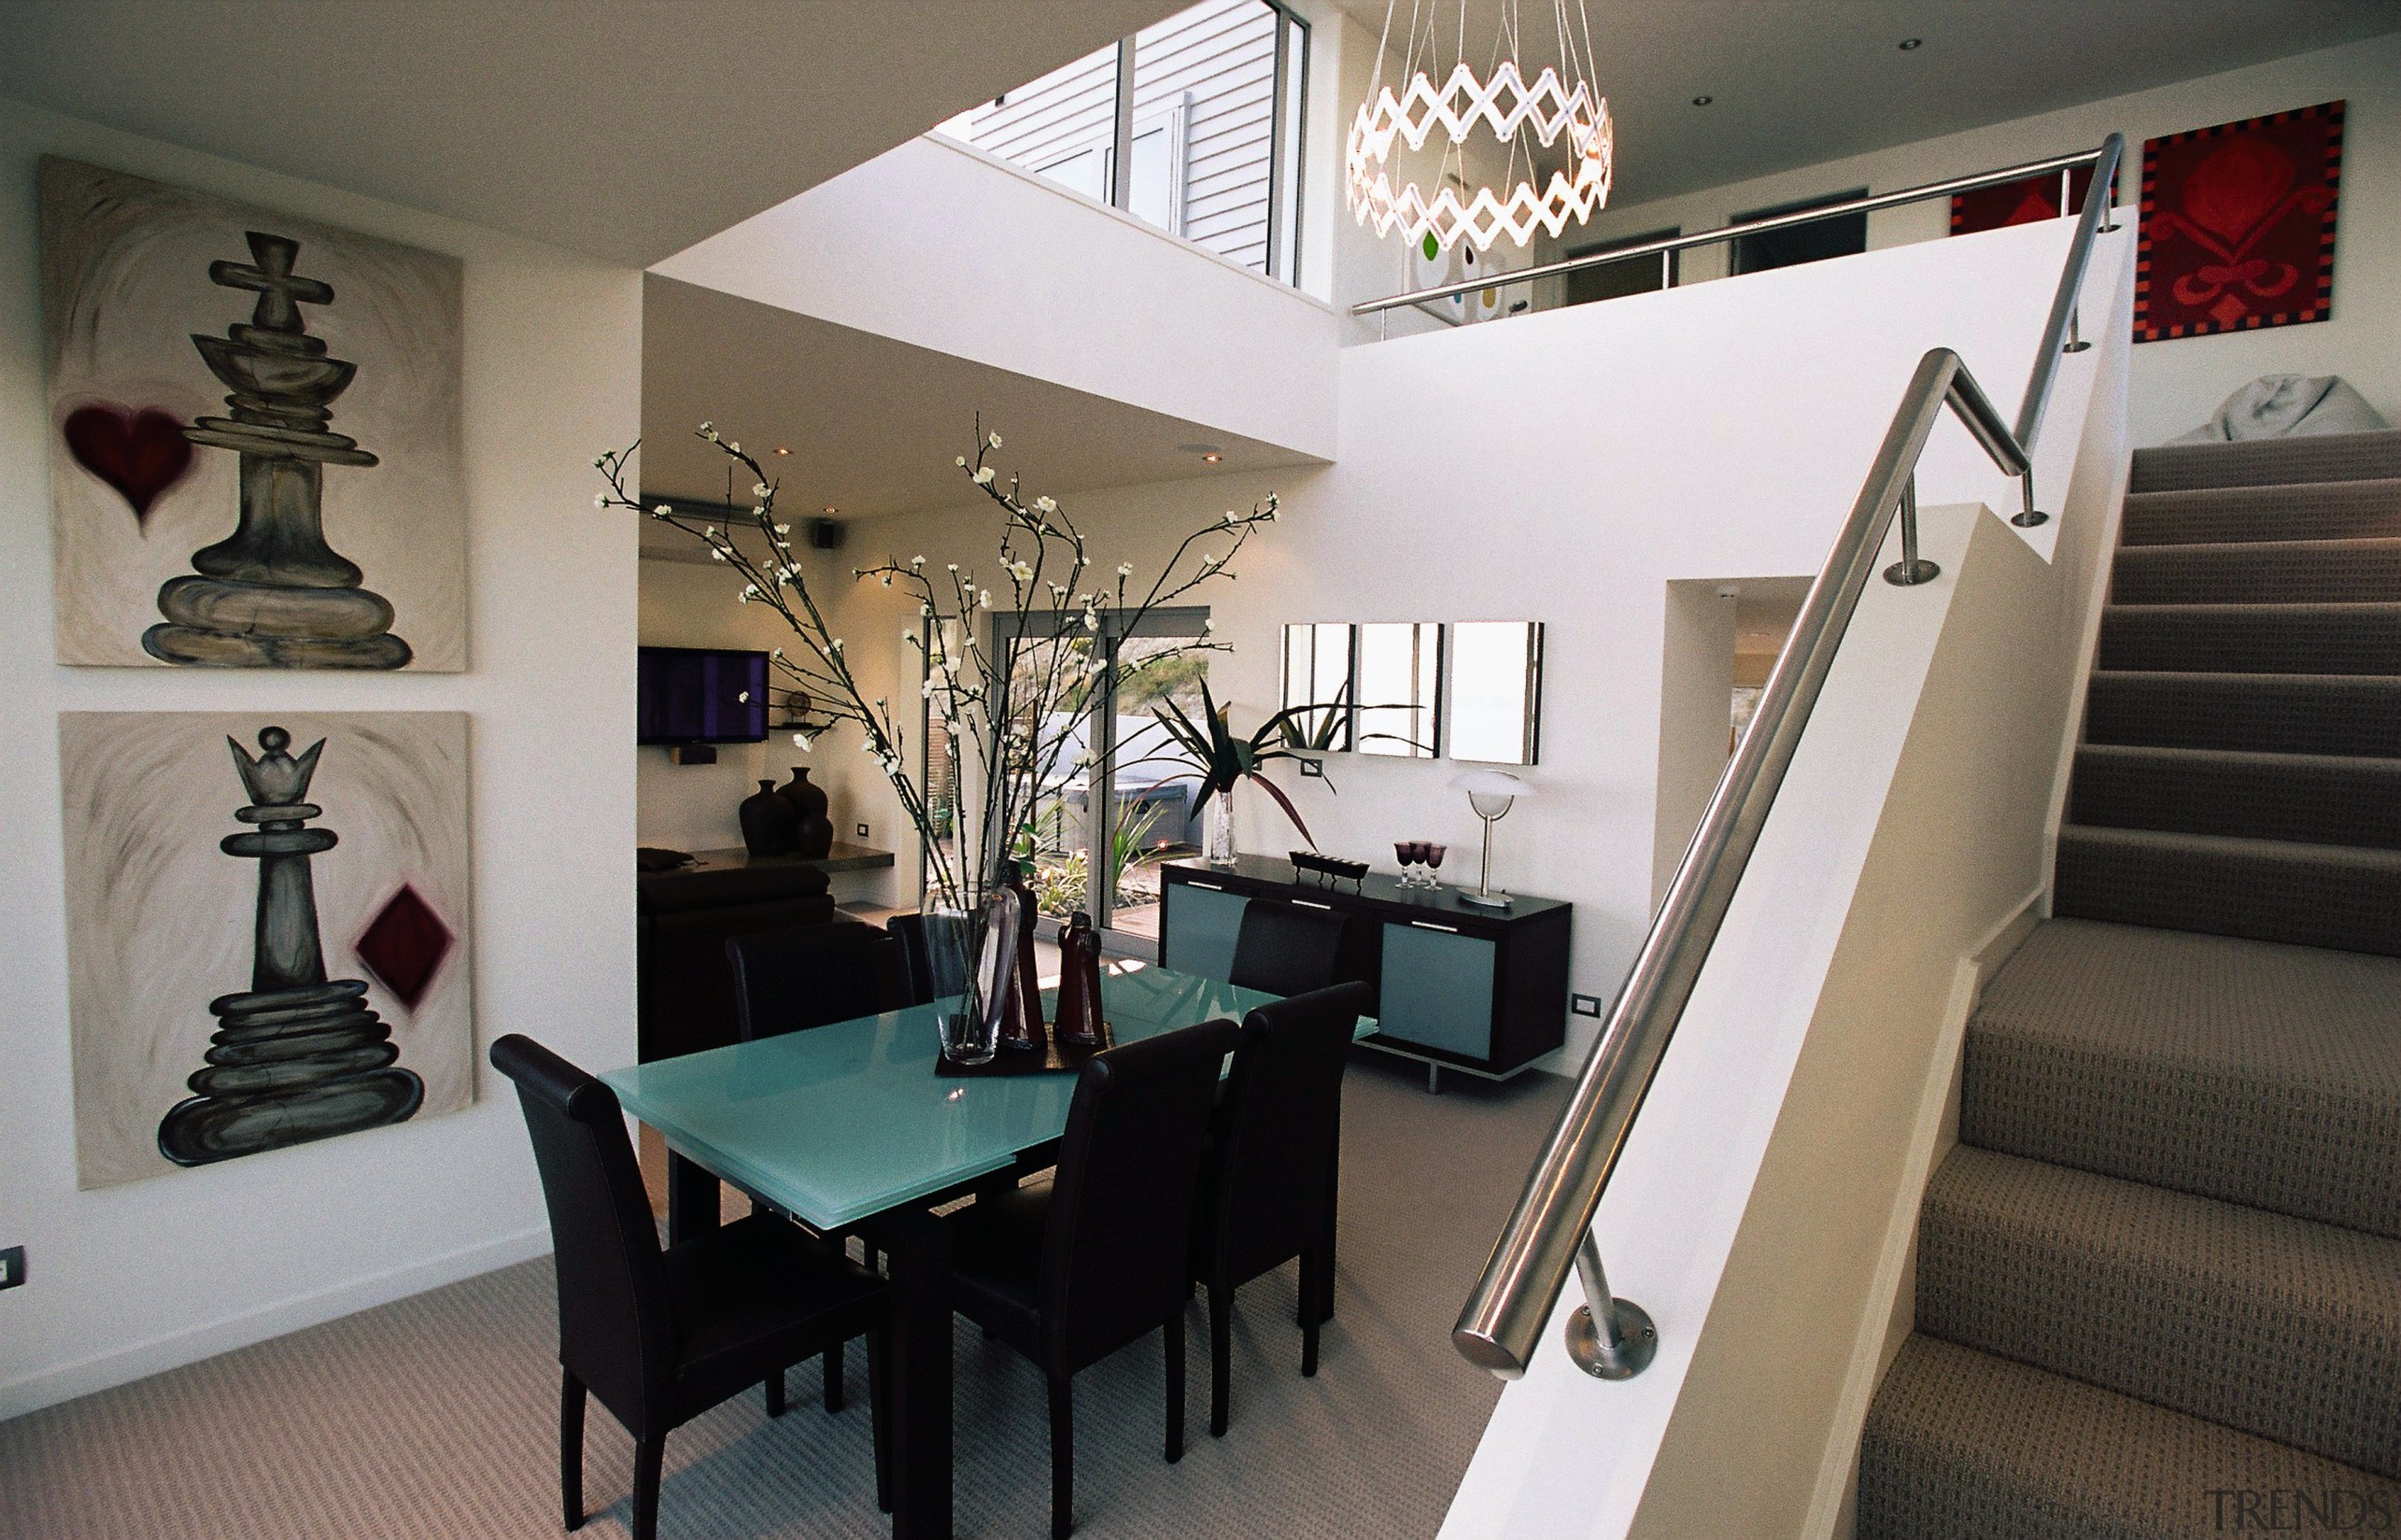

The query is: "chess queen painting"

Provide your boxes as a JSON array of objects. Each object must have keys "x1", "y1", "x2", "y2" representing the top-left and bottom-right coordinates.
[
  {"x1": 39, "y1": 158, "x2": 466, "y2": 670},
  {"x1": 58, "y1": 712, "x2": 475, "y2": 1189}
]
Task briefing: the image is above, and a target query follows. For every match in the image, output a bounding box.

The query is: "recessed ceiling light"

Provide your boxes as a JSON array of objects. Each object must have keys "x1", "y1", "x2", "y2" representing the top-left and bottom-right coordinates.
[
  {"x1": 1203, "y1": 452, "x2": 1223, "y2": 463},
  {"x1": 1897, "y1": 37, "x2": 1923, "y2": 51},
  {"x1": 823, "y1": 506, "x2": 837, "y2": 515},
  {"x1": 775, "y1": 445, "x2": 791, "y2": 456},
  {"x1": 1691, "y1": 94, "x2": 1714, "y2": 107},
  {"x1": 1178, "y1": 442, "x2": 1225, "y2": 461}
]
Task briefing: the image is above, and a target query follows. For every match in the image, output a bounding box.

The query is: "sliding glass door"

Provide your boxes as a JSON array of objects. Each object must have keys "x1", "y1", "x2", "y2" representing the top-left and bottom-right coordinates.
[{"x1": 925, "y1": 608, "x2": 1208, "y2": 955}]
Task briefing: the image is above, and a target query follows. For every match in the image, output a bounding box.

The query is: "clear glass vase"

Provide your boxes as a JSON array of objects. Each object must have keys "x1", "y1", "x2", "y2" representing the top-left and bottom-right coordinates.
[
  {"x1": 924, "y1": 892, "x2": 1019, "y2": 1066},
  {"x1": 1205, "y1": 791, "x2": 1237, "y2": 867}
]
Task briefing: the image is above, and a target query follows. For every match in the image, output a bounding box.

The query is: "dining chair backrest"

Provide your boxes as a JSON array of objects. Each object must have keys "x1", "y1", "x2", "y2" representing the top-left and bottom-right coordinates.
[
  {"x1": 885, "y1": 911, "x2": 972, "y2": 1008},
  {"x1": 490, "y1": 1034, "x2": 673, "y2": 1417},
  {"x1": 1206, "y1": 981, "x2": 1371, "y2": 1285},
  {"x1": 1227, "y1": 899, "x2": 1351, "y2": 997},
  {"x1": 725, "y1": 921, "x2": 908, "y2": 1042},
  {"x1": 1039, "y1": 1018, "x2": 1240, "y2": 1374}
]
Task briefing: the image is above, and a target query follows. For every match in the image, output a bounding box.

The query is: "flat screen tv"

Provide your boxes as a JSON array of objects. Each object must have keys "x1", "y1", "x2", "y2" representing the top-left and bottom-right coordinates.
[{"x1": 637, "y1": 646, "x2": 769, "y2": 745}]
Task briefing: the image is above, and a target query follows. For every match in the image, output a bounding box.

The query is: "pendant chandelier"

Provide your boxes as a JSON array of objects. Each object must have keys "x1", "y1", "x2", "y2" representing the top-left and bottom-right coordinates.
[{"x1": 1347, "y1": 0, "x2": 1614, "y2": 254}]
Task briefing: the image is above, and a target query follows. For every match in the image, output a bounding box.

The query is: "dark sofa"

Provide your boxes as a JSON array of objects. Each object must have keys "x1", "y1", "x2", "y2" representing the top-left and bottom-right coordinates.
[{"x1": 636, "y1": 858, "x2": 834, "y2": 1061}]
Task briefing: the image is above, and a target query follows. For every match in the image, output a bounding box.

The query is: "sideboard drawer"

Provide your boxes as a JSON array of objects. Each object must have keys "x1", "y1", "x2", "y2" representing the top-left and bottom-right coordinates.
[
  {"x1": 1376, "y1": 922, "x2": 1497, "y2": 1060},
  {"x1": 1161, "y1": 881, "x2": 1247, "y2": 981}
]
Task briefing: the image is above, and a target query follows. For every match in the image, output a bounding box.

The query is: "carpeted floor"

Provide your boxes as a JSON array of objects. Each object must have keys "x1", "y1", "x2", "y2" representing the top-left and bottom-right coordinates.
[{"x1": 0, "y1": 1051, "x2": 1566, "y2": 1540}]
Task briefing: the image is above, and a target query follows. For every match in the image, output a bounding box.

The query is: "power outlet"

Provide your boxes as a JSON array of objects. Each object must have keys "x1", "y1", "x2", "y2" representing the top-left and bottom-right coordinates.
[
  {"x1": 1571, "y1": 993, "x2": 1606, "y2": 1018},
  {"x1": 1298, "y1": 759, "x2": 1325, "y2": 778},
  {"x1": 0, "y1": 1246, "x2": 23, "y2": 1291},
  {"x1": 856, "y1": 823, "x2": 870, "y2": 839}
]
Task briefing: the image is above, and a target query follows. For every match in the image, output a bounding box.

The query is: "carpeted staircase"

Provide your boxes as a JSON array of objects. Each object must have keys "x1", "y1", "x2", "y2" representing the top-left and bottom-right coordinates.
[{"x1": 1857, "y1": 430, "x2": 2401, "y2": 1539}]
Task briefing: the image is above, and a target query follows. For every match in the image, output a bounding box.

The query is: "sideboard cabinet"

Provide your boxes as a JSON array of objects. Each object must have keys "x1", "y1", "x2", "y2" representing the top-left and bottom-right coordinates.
[{"x1": 1158, "y1": 855, "x2": 1571, "y2": 1084}]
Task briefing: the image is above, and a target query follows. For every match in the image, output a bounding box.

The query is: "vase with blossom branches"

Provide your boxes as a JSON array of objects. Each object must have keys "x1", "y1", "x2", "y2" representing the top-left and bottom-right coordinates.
[{"x1": 598, "y1": 421, "x2": 1276, "y2": 1061}]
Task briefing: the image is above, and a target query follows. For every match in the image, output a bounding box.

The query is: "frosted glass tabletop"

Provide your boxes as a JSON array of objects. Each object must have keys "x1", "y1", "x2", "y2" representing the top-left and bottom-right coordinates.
[{"x1": 601, "y1": 962, "x2": 1288, "y2": 1231}]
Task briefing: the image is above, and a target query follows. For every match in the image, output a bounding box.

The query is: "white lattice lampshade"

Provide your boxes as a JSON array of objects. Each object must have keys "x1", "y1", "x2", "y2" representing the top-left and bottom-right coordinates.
[{"x1": 1347, "y1": 58, "x2": 1614, "y2": 254}]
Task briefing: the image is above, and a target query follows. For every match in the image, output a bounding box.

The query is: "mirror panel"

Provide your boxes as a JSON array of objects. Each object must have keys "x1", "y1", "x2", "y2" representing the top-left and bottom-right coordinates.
[
  {"x1": 1447, "y1": 621, "x2": 1544, "y2": 764},
  {"x1": 1281, "y1": 623, "x2": 1354, "y2": 751},
  {"x1": 1354, "y1": 622, "x2": 1442, "y2": 758}
]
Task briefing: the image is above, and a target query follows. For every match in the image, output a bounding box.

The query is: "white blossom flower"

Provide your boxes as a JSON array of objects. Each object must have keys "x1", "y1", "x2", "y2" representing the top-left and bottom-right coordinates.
[
  {"x1": 1083, "y1": 611, "x2": 1100, "y2": 631},
  {"x1": 711, "y1": 549, "x2": 728, "y2": 561},
  {"x1": 1223, "y1": 510, "x2": 1238, "y2": 526},
  {"x1": 729, "y1": 442, "x2": 741, "y2": 454},
  {"x1": 829, "y1": 638, "x2": 844, "y2": 653},
  {"x1": 1007, "y1": 560, "x2": 1034, "y2": 582},
  {"x1": 752, "y1": 482, "x2": 770, "y2": 498},
  {"x1": 593, "y1": 492, "x2": 608, "y2": 508},
  {"x1": 974, "y1": 466, "x2": 996, "y2": 486},
  {"x1": 987, "y1": 431, "x2": 1004, "y2": 449},
  {"x1": 956, "y1": 456, "x2": 968, "y2": 468},
  {"x1": 1117, "y1": 562, "x2": 1135, "y2": 578},
  {"x1": 771, "y1": 646, "x2": 785, "y2": 658},
  {"x1": 902, "y1": 628, "x2": 918, "y2": 644},
  {"x1": 792, "y1": 729, "x2": 817, "y2": 749},
  {"x1": 736, "y1": 691, "x2": 750, "y2": 703},
  {"x1": 946, "y1": 563, "x2": 959, "y2": 572},
  {"x1": 911, "y1": 554, "x2": 926, "y2": 568},
  {"x1": 652, "y1": 503, "x2": 671, "y2": 516},
  {"x1": 1200, "y1": 552, "x2": 1221, "y2": 568},
  {"x1": 1034, "y1": 496, "x2": 1057, "y2": 514},
  {"x1": 1049, "y1": 581, "x2": 1067, "y2": 597},
  {"x1": 979, "y1": 589, "x2": 991, "y2": 609},
  {"x1": 774, "y1": 522, "x2": 791, "y2": 535},
  {"x1": 699, "y1": 419, "x2": 715, "y2": 435},
  {"x1": 1204, "y1": 618, "x2": 1216, "y2": 632},
  {"x1": 741, "y1": 582, "x2": 760, "y2": 598}
]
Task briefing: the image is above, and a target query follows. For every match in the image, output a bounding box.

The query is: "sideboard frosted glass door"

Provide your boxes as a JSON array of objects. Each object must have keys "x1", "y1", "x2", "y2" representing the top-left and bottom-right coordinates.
[
  {"x1": 1162, "y1": 882, "x2": 1247, "y2": 981},
  {"x1": 1377, "y1": 922, "x2": 1497, "y2": 1059}
]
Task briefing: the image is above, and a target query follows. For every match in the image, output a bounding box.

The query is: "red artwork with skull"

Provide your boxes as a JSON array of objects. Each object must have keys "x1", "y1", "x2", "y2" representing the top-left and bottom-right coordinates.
[{"x1": 2136, "y1": 100, "x2": 2344, "y2": 342}]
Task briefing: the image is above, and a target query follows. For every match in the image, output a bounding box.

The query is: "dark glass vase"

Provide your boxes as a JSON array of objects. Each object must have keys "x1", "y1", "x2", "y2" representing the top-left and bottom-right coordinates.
[
  {"x1": 778, "y1": 766, "x2": 835, "y2": 858},
  {"x1": 739, "y1": 778, "x2": 797, "y2": 856}
]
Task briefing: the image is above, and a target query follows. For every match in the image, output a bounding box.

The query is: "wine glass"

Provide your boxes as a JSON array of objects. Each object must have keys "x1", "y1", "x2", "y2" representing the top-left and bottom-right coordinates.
[{"x1": 1425, "y1": 843, "x2": 1448, "y2": 889}]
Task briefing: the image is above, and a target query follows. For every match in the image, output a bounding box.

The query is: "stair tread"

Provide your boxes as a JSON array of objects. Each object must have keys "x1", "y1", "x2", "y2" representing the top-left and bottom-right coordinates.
[
  {"x1": 2083, "y1": 670, "x2": 2401, "y2": 758},
  {"x1": 2110, "y1": 540, "x2": 2401, "y2": 605},
  {"x1": 2122, "y1": 476, "x2": 2401, "y2": 547},
  {"x1": 1860, "y1": 1335, "x2": 2401, "y2": 1540},
  {"x1": 1920, "y1": 1146, "x2": 2401, "y2": 1476},
  {"x1": 2069, "y1": 744, "x2": 2401, "y2": 849},
  {"x1": 2060, "y1": 822, "x2": 2401, "y2": 868},
  {"x1": 1966, "y1": 919, "x2": 2401, "y2": 1238},
  {"x1": 2097, "y1": 603, "x2": 2401, "y2": 676},
  {"x1": 2128, "y1": 430, "x2": 2401, "y2": 493}
]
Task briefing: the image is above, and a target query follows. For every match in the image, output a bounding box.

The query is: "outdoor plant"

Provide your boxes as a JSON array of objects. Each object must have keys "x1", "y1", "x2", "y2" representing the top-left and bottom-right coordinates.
[{"x1": 596, "y1": 421, "x2": 1276, "y2": 913}]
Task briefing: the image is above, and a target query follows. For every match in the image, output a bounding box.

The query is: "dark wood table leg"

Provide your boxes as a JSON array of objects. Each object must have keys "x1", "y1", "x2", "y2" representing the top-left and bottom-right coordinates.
[
  {"x1": 861, "y1": 1205, "x2": 952, "y2": 1540},
  {"x1": 665, "y1": 1149, "x2": 722, "y2": 1246}
]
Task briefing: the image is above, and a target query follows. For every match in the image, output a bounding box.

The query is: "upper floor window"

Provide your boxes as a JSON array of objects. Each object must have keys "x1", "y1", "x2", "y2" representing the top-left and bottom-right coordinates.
[{"x1": 934, "y1": 0, "x2": 1309, "y2": 285}]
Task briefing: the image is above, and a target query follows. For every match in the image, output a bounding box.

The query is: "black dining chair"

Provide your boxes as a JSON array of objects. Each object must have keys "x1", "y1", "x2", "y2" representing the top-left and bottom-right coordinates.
[
  {"x1": 726, "y1": 921, "x2": 909, "y2": 1042},
  {"x1": 490, "y1": 1034, "x2": 893, "y2": 1540},
  {"x1": 724, "y1": 920, "x2": 908, "y2": 1404},
  {"x1": 944, "y1": 1019, "x2": 1241, "y2": 1540},
  {"x1": 1190, "y1": 981, "x2": 1370, "y2": 1436},
  {"x1": 884, "y1": 911, "x2": 972, "y2": 1008},
  {"x1": 1226, "y1": 899, "x2": 1349, "y2": 997}
]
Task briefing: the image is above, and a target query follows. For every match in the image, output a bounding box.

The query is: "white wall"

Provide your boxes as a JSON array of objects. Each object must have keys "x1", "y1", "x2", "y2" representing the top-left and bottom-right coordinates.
[
  {"x1": 1562, "y1": 31, "x2": 2401, "y2": 447},
  {"x1": 0, "y1": 96, "x2": 642, "y2": 1416},
  {"x1": 653, "y1": 132, "x2": 1339, "y2": 462},
  {"x1": 818, "y1": 212, "x2": 2094, "y2": 1070}
]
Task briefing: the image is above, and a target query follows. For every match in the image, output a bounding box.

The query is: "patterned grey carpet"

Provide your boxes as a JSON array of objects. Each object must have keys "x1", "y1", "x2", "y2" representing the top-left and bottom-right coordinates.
[{"x1": 0, "y1": 1053, "x2": 1566, "y2": 1540}]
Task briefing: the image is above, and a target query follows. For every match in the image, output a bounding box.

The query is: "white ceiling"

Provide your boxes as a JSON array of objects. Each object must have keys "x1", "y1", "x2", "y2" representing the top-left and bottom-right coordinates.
[
  {"x1": 1326, "y1": 0, "x2": 2397, "y2": 208},
  {"x1": 0, "y1": 0, "x2": 1179, "y2": 266},
  {"x1": 637, "y1": 274, "x2": 1318, "y2": 551}
]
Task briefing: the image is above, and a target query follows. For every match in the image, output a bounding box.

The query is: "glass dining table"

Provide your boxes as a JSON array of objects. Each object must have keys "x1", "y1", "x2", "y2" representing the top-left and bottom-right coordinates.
[{"x1": 601, "y1": 960, "x2": 1289, "y2": 1540}]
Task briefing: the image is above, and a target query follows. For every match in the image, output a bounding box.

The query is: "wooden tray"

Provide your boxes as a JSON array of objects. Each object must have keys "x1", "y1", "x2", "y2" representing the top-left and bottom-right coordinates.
[{"x1": 934, "y1": 1023, "x2": 1114, "y2": 1078}]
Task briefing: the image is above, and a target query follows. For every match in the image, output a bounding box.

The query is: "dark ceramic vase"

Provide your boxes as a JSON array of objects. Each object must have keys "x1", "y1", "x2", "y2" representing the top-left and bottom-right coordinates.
[
  {"x1": 739, "y1": 778, "x2": 798, "y2": 856},
  {"x1": 778, "y1": 766, "x2": 835, "y2": 857}
]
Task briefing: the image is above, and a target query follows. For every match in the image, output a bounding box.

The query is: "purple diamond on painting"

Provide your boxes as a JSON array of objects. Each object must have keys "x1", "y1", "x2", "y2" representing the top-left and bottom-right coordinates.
[{"x1": 355, "y1": 883, "x2": 454, "y2": 1010}]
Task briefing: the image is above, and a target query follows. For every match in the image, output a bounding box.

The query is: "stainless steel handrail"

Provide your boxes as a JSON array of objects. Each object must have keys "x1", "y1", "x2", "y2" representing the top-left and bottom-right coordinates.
[
  {"x1": 2015, "y1": 134, "x2": 2125, "y2": 453},
  {"x1": 1352, "y1": 140, "x2": 2118, "y2": 318},
  {"x1": 1450, "y1": 139, "x2": 2126, "y2": 1382}
]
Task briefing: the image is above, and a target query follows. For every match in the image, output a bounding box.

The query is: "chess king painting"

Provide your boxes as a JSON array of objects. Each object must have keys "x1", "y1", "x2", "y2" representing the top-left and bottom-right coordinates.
[
  {"x1": 39, "y1": 158, "x2": 466, "y2": 670},
  {"x1": 58, "y1": 712, "x2": 475, "y2": 1188}
]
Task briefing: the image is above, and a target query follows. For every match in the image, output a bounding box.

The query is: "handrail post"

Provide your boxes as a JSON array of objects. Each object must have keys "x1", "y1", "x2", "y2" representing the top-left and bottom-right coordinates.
[
  {"x1": 2012, "y1": 466, "x2": 2047, "y2": 529},
  {"x1": 1564, "y1": 1232, "x2": 1657, "y2": 1380},
  {"x1": 1883, "y1": 474, "x2": 1938, "y2": 586}
]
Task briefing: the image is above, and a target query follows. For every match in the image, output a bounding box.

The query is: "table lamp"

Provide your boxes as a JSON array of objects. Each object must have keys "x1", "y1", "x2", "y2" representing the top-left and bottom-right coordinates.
[{"x1": 1454, "y1": 769, "x2": 1530, "y2": 910}]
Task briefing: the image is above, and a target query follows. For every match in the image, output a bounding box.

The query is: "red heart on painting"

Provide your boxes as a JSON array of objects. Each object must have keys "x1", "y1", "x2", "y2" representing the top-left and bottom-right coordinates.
[{"x1": 63, "y1": 404, "x2": 194, "y2": 524}]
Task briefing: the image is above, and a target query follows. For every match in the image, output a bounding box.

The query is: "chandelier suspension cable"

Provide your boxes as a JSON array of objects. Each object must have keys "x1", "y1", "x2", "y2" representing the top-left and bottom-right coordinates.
[{"x1": 1348, "y1": 0, "x2": 1615, "y2": 254}]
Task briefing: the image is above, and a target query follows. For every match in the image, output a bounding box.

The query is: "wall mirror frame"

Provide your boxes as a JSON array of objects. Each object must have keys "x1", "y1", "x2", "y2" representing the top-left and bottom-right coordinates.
[
  {"x1": 1352, "y1": 621, "x2": 1442, "y2": 758},
  {"x1": 1445, "y1": 620, "x2": 1544, "y2": 765},
  {"x1": 1280, "y1": 622, "x2": 1356, "y2": 751}
]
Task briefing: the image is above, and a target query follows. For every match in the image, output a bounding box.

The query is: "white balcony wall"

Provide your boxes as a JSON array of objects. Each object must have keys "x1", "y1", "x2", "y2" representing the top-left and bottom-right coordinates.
[{"x1": 653, "y1": 132, "x2": 1339, "y2": 463}]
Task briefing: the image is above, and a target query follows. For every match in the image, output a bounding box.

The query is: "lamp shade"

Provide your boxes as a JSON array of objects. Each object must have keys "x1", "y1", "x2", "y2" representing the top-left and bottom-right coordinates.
[{"x1": 1453, "y1": 768, "x2": 1528, "y2": 819}]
